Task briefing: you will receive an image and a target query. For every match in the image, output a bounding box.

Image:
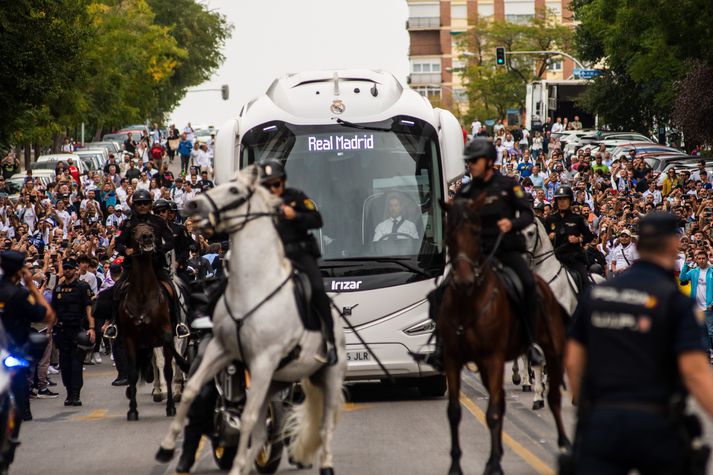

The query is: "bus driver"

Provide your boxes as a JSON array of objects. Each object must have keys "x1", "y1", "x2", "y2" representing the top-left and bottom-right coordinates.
[{"x1": 373, "y1": 194, "x2": 419, "y2": 241}]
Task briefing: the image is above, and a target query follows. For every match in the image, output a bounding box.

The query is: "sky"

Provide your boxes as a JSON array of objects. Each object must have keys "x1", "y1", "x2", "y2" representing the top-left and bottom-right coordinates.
[{"x1": 170, "y1": 0, "x2": 410, "y2": 129}]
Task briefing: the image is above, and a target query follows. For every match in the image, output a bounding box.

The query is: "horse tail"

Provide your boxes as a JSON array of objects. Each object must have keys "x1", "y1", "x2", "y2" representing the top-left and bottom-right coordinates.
[
  {"x1": 138, "y1": 347, "x2": 153, "y2": 383},
  {"x1": 285, "y1": 378, "x2": 324, "y2": 466}
]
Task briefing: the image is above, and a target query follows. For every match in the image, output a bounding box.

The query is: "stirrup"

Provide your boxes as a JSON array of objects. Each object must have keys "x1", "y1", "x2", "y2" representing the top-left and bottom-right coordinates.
[
  {"x1": 104, "y1": 324, "x2": 118, "y2": 340},
  {"x1": 175, "y1": 323, "x2": 190, "y2": 339}
]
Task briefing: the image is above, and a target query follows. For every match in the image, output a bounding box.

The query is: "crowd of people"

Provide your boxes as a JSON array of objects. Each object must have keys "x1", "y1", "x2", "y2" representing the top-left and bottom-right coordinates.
[
  {"x1": 0, "y1": 122, "x2": 222, "y2": 422},
  {"x1": 462, "y1": 116, "x2": 713, "y2": 354}
]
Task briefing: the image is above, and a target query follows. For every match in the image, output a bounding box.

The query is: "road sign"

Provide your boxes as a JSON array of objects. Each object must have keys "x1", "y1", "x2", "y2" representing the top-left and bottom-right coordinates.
[{"x1": 573, "y1": 69, "x2": 602, "y2": 79}]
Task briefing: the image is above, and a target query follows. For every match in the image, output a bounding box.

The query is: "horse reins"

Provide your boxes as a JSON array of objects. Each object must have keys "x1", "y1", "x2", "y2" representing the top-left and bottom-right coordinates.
[
  {"x1": 448, "y1": 232, "x2": 504, "y2": 287},
  {"x1": 202, "y1": 186, "x2": 278, "y2": 234}
]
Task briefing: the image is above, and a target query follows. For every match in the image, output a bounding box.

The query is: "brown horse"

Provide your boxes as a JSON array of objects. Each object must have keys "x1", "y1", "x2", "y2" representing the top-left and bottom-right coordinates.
[
  {"x1": 440, "y1": 197, "x2": 570, "y2": 475},
  {"x1": 116, "y1": 223, "x2": 185, "y2": 421}
]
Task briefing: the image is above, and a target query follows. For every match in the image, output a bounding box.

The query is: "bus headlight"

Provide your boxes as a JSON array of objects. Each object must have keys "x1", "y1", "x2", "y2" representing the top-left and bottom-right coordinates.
[{"x1": 403, "y1": 319, "x2": 436, "y2": 336}]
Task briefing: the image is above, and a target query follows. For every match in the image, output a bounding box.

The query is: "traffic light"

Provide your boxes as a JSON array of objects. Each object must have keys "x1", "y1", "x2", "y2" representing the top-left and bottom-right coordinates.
[
  {"x1": 221, "y1": 84, "x2": 229, "y2": 100},
  {"x1": 496, "y1": 47, "x2": 506, "y2": 66}
]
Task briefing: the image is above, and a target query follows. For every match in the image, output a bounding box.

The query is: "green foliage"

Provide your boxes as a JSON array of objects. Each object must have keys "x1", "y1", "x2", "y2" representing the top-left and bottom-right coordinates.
[
  {"x1": 0, "y1": 0, "x2": 231, "y2": 149},
  {"x1": 572, "y1": 0, "x2": 713, "y2": 133},
  {"x1": 459, "y1": 10, "x2": 573, "y2": 122},
  {"x1": 147, "y1": 0, "x2": 232, "y2": 121}
]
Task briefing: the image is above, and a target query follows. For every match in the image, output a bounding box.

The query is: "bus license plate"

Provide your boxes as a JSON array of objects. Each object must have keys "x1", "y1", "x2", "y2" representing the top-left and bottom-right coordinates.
[{"x1": 346, "y1": 351, "x2": 370, "y2": 362}]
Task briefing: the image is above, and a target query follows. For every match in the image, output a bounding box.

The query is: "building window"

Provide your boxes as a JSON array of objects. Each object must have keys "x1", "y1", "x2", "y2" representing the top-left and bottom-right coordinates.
[
  {"x1": 413, "y1": 86, "x2": 442, "y2": 98},
  {"x1": 478, "y1": 3, "x2": 494, "y2": 18},
  {"x1": 453, "y1": 88, "x2": 468, "y2": 103},
  {"x1": 411, "y1": 59, "x2": 441, "y2": 73},
  {"x1": 504, "y1": 0, "x2": 535, "y2": 23},
  {"x1": 451, "y1": 4, "x2": 467, "y2": 21},
  {"x1": 547, "y1": 59, "x2": 563, "y2": 71},
  {"x1": 545, "y1": 1, "x2": 562, "y2": 18}
]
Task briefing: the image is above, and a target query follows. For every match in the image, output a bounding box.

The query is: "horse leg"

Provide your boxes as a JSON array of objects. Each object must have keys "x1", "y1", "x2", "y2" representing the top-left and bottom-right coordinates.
[
  {"x1": 511, "y1": 357, "x2": 521, "y2": 386},
  {"x1": 229, "y1": 357, "x2": 276, "y2": 475},
  {"x1": 153, "y1": 348, "x2": 165, "y2": 402},
  {"x1": 521, "y1": 355, "x2": 532, "y2": 392},
  {"x1": 532, "y1": 365, "x2": 545, "y2": 410},
  {"x1": 445, "y1": 361, "x2": 463, "y2": 475},
  {"x1": 156, "y1": 338, "x2": 232, "y2": 461},
  {"x1": 242, "y1": 398, "x2": 270, "y2": 474},
  {"x1": 312, "y1": 362, "x2": 346, "y2": 475},
  {"x1": 544, "y1": 341, "x2": 571, "y2": 451},
  {"x1": 481, "y1": 356, "x2": 506, "y2": 475},
  {"x1": 163, "y1": 346, "x2": 176, "y2": 417},
  {"x1": 126, "y1": 355, "x2": 140, "y2": 421},
  {"x1": 173, "y1": 336, "x2": 185, "y2": 402}
]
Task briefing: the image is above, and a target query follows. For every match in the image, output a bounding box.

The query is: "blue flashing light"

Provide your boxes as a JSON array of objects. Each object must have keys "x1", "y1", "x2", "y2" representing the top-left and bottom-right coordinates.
[{"x1": 3, "y1": 355, "x2": 29, "y2": 369}]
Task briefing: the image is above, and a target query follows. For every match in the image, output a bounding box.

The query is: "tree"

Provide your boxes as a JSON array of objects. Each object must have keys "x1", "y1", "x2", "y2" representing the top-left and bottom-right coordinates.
[
  {"x1": 459, "y1": 10, "x2": 573, "y2": 122},
  {"x1": 146, "y1": 0, "x2": 232, "y2": 120},
  {"x1": 572, "y1": 0, "x2": 713, "y2": 133},
  {"x1": 673, "y1": 61, "x2": 713, "y2": 149},
  {"x1": 0, "y1": 1, "x2": 91, "y2": 148}
]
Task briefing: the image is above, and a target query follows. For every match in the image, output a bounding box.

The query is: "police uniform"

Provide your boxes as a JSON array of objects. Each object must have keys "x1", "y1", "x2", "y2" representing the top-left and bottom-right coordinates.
[
  {"x1": 545, "y1": 193, "x2": 594, "y2": 288},
  {"x1": 569, "y1": 213, "x2": 707, "y2": 474},
  {"x1": 276, "y1": 188, "x2": 334, "y2": 342},
  {"x1": 0, "y1": 251, "x2": 47, "y2": 421},
  {"x1": 458, "y1": 172, "x2": 538, "y2": 327},
  {"x1": 52, "y1": 260, "x2": 93, "y2": 405},
  {"x1": 115, "y1": 212, "x2": 175, "y2": 279}
]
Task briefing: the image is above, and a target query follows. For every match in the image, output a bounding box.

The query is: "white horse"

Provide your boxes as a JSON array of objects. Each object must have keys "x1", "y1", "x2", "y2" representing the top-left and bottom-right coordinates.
[
  {"x1": 156, "y1": 166, "x2": 346, "y2": 475},
  {"x1": 515, "y1": 219, "x2": 605, "y2": 409}
]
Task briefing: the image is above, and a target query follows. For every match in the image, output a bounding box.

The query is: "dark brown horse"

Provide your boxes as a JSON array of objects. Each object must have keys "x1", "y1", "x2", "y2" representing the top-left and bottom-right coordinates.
[
  {"x1": 440, "y1": 197, "x2": 570, "y2": 475},
  {"x1": 116, "y1": 223, "x2": 184, "y2": 421}
]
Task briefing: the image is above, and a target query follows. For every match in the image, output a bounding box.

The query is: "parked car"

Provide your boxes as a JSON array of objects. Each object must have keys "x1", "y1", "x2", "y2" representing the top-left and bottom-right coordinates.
[
  {"x1": 84, "y1": 141, "x2": 121, "y2": 154},
  {"x1": 74, "y1": 149, "x2": 106, "y2": 172},
  {"x1": 642, "y1": 153, "x2": 696, "y2": 172},
  {"x1": 7, "y1": 170, "x2": 56, "y2": 202},
  {"x1": 33, "y1": 153, "x2": 88, "y2": 175},
  {"x1": 609, "y1": 142, "x2": 682, "y2": 161},
  {"x1": 656, "y1": 158, "x2": 713, "y2": 185}
]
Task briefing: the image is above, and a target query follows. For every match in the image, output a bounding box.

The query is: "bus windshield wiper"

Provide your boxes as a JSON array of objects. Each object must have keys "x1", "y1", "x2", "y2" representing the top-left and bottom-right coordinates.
[{"x1": 334, "y1": 118, "x2": 391, "y2": 133}]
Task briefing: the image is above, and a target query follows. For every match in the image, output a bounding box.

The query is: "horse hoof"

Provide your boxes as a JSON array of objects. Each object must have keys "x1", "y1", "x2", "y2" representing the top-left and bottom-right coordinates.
[
  {"x1": 484, "y1": 462, "x2": 503, "y2": 475},
  {"x1": 448, "y1": 465, "x2": 464, "y2": 475},
  {"x1": 155, "y1": 446, "x2": 175, "y2": 463},
  {"x1": 127, "y1": 411, "x2": 139, "y2": 421},
  {"x1": 166, "y1": 406, "x2": 176, "y2": 417},
  {"x1": 512, "y1": 373, "x2": 521, "y2": 386},
  {"x1": 153, "y1": 393, "x2": 164, "y2": 403},
  {"x1": 319, "y1": 468, "x2": 335, "y2": 475},
  {"x1": 522, "y1": 384, "x2": 532, "y2": 393},
  {"x1": 532, "y1": 400, "x2": 545, "y2": 410}
]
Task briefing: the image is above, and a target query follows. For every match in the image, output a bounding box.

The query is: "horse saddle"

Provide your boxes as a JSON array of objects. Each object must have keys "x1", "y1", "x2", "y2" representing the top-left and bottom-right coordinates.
[
  {"x1": 495, "y1": 263, "x2": 525, "y2": 310},
  {"x1": 291, "y1": 271, "x2": 321, "y2": 332}
]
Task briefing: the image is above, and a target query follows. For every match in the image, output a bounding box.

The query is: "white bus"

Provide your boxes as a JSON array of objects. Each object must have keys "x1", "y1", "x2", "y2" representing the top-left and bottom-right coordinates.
[{"x1": 214, "y1": 69, "x2": 464, "y2": 396}]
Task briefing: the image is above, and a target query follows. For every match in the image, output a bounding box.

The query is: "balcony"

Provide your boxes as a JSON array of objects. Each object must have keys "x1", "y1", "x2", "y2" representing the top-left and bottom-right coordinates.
[
  {"x1": 409, "y1": 72, "x2": 442, "y2": 85},
  {"x1": 407, "y1": 16, "x2": 440, "y2": 30}
]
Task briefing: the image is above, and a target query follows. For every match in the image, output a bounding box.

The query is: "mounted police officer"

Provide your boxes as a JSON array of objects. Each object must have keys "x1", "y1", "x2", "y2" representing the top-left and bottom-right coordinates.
[
  {"x1": 544, "y1": 185, "x2": 594, "y2": 290},
  {"x1": 52, "y1": 258, "x2": 94, "y2": 406},
  {"x1": 259, "y1": 159, "x2": 337, "y2": 366},
  {"x1": 153, "y1": 199, "x2": 194, "y2": 282},
  {"x1": 0, "y1": 251, "x2": 54, "y2": 424},
  {"x1": 565, "y1": 212, "x2": 713, "y2": 474},
  {"x1": 419, "y1": 139, "x2": 544, "y2": 370},
  {"x1": 114, "y1": 189, "x2": 188, "y2": 336}
]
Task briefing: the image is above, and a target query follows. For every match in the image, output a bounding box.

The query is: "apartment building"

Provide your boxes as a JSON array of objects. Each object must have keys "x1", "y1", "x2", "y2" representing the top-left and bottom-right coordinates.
[{"x1": 407, "y1": 0, "x2": 574, "y2": 111}]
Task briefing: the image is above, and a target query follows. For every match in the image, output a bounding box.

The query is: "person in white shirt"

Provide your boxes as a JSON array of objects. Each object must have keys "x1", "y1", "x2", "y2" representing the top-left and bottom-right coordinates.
[
  {"x1": 493, "y1": 119, "x2": 505, "y2": 135},
  {"x1": 373, "y1": 194, "x2": 419, "y2": 242},
  {"x1": 471, "y1": 120, "x2": 482, "y2": 136},
  {"x1": 78, "y1": 255, "x2": 98, "y2": 296},
  {"x1": 115, "y1": 179, "x2": 129, "y2": 205},
  {"x1": 194, "y1": 144, "x2": 213, "y2": 175},
  {"x1": 170, "y1": 178, "x2": 187, "y2": 208},
  {"x1": 609, "y1": 230, "x2": 639, "y2": 275},
  {"x1": 80, "y1": 189, "x2": 99, "y2": 211},
  {"x1": 551, "y1": 117, "x2": 564, "y2": 133},
  {"x1": 183, "y1": 123, "x2": 195, "y2": 142},
  {"x1": 105, "y1": 205, "x2": 125, "y2": 228},
  {"x1": 136, "y1": 172, "x2": 151, "y2": 191}
]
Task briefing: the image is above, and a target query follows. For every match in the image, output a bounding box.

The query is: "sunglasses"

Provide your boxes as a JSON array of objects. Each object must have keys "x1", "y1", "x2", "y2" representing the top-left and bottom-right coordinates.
[
  {"x1": 134, "y1": 200, "x2": 151, "y2": 206},
  {"x1": 266, "y1": 181, "x2": 283, "y2": 190}
]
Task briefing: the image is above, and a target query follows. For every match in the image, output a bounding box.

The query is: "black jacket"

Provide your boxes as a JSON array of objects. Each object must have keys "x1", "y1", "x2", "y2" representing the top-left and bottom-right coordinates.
[
  {"x1": 115, "y1": 212, "x2": 174, "y2": 255},
  {"x1": 276, "y1": 188, "x2": 322, "y2": 245},
  {"x1": 545, "y1": 209, "x2": 594, "y2": 256},
  {"x1": 457, "y1": 173, "x2": 534, "y2": 253}
]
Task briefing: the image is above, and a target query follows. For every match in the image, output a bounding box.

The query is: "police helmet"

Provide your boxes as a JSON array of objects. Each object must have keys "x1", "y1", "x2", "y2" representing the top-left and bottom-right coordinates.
[
  {"x1": 463, "y1": 139, "x2": 497, "y2": 164},
  {"x1": 75, "y1": 331, "x2": 93, "y2": 351},
  {"x1": 132, "y1": 189, "x2": 152, "y2": 204},
  {"x1": 258, "y1": 160, "x2": 286, "y2": 184},
  {"x1": 152, "y1": 199, "x2": 170, "y2": 213},
  {"x1": 168, "y1": 201, "x2": 178, "y2": 213},
  {"x1": 62, "y1": 258, "x2": 78, "y2": 269},
  {"x1": 553, "y1": 186, "x2": 574, "y2": 200}
]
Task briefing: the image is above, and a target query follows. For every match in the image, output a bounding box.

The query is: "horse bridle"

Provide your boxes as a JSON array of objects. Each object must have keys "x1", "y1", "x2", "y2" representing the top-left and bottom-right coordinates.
[{"x1": 201, "y1": 185, "x2": 278, "y2": 234}]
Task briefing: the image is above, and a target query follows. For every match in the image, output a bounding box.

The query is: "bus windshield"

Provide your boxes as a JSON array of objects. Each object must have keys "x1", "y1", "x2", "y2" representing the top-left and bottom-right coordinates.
[{"x1": 241, "y1": 117, "x2": 445, "y2": 279}]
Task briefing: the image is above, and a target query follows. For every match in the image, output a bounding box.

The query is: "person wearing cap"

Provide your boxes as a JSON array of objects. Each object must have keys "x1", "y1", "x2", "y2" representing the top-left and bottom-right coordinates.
[
  {"x1": 679, "y1": 249, "x2": 713, "y2": 357},
  {"x1": 609, "y1": 229, "x2": 639, "y2": 276},
  {"x1": 565, "y1": 212, "x2": 713, "y2": 474},
  {"x1": 258, "y1": 159, "x2": 337, "y2": 366},
  {"x1": 0, "y1": 251, "x2": 54, "y2": 423},
  {"x1": 419, "y1": 139, "x2": 544, "y2": 371},
  {"x1": 51, "y1": 258, "x2": 95, "y2": 406},
  {"x1": 545, "y1": 185, "x2": 594, "y2": 289}
]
